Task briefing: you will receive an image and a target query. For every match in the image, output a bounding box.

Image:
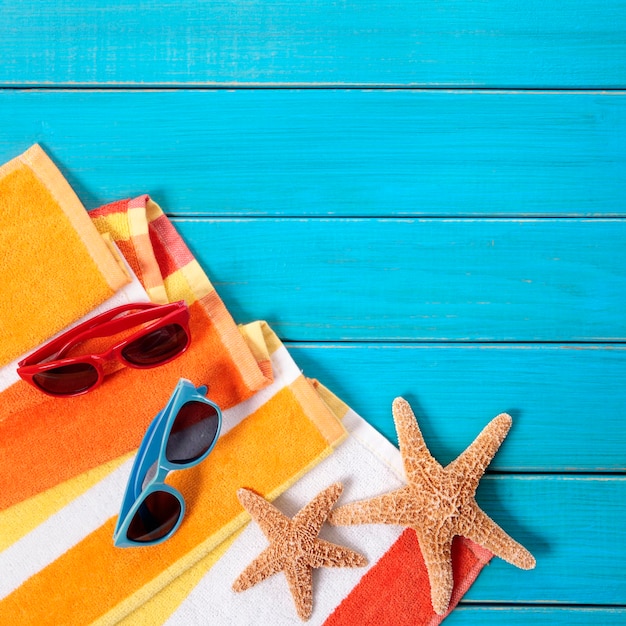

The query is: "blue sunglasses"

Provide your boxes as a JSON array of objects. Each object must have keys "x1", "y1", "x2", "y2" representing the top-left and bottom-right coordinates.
[{"x1": 114, "y1": 378, "x2": 222, "y2": 547}]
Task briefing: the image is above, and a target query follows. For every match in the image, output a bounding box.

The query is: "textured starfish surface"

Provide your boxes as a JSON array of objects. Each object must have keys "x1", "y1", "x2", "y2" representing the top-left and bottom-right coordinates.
[
  {"x1": 232, "y1": 482, "x2": 367, "y2": 621},
  {"x1": 328, "y1": 397, "x2": 536, "y2": 615}
]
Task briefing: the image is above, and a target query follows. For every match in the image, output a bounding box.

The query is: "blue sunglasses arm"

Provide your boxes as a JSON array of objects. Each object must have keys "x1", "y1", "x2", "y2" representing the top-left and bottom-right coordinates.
[{"x1": 113, "y1": 404, "x2": 172, "y2": 535}]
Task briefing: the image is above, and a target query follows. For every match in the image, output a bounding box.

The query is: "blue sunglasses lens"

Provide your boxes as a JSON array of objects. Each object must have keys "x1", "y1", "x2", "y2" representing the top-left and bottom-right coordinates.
[
  {"x1": 166, "y1": 400, "x2": 220, "y2": 464},
  {"x1": 126, "y1": 490, "x2": 182, "y2": 543}
]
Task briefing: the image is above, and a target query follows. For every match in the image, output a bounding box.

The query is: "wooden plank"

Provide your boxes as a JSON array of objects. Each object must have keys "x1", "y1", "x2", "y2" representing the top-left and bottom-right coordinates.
[
  {"x1": 1, "y1": 1, "x2": 625, "y2": 86},
  {"x1": 466, "y1": 476, "x2": 626, "y2": 605},
  {"x1": 448, "y1": 607, "x2": 626, "y2": 625},
  {"x1": 1, "y1": 90, "x2": 625, "y2": 216},
  {"x1": 288, "y1": 344, "x2": 626, "y2": 471},
  {"x1": 171, "y1": 217, "x2": 626, "y2": 342}
]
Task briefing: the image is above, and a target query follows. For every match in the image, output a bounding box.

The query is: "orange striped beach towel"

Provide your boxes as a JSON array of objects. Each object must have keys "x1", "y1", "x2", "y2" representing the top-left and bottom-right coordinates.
[
  {"x1": 0, "y1": 193, "x2": 346, "y2": 625},
  {"x1": 0, "y1": 148, "x2": 492, "y2": 624}
]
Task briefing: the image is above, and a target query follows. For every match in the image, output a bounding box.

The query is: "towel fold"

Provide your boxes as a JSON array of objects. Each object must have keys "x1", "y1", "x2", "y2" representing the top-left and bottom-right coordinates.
[
  {"x1": 0, "y1": 194, "x2": 346, "y2": 625},
  {"x1": 0, "y1": 145, "x2": 130, "y2": 366}
]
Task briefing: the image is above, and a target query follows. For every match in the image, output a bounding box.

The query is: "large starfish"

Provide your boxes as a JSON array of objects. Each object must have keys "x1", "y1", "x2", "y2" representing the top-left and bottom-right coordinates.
[
  {"x1": 328, "y1": 397, "x2": 536, "y2": 615},
  {"x1": 232, "y1": 482, "x2": 367, "y2": 621}
]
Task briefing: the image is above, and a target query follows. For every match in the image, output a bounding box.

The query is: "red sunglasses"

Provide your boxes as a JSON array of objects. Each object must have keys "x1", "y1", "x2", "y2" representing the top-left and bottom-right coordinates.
[{"x1": 17, "y1": 301, "x2": 191, "y2": 397}]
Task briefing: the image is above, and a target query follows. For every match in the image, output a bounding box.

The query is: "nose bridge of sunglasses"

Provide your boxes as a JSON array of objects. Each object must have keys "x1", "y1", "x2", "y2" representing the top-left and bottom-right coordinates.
[
  {"x1": 129, "y1": 416, "x2": 172, "y2": 497},
  {"x1": 141, "y1": 459, "x2": 170, "y2": 491}
]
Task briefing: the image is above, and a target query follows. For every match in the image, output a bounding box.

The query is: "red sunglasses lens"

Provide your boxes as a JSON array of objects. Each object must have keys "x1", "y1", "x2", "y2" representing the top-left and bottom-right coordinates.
[
  {"x1": 33, "y1": 362, "x2": 99, "y2": 396},
  {"x1": 126, "y1": 490, "x2": 182, "y2": 543},
  {"x1": 121, "y1": 323, "x2": 188, "y2": 367}
]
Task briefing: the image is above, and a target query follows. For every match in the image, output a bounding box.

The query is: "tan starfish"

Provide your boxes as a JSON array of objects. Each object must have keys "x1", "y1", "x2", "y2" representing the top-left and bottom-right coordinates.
[
  {"x1": 328, "y1": 397, "x2": 536, "y2": 615},
  {"x1": 232, "y1": 482, "x2": 367, "y2": 621}
]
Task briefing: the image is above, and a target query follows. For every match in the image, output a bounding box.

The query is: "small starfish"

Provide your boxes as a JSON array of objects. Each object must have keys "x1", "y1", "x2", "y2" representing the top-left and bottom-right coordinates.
[
  {"x1": 328, "y1": 397, "x2": 536, "y2": 615},
  {"x1": 232, "y1": 482, "x2": 367, "y2": 621}
]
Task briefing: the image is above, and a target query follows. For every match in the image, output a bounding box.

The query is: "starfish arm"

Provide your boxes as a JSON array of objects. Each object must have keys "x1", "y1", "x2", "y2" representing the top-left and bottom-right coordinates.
[
  {"x1": 446, "y1": 413, "x2": 512, "y2": 493},
  {"x1": 284, "y1": 560, "x2": 314, "y2": 621},
  {"x1": 328, "y1": 486, "x2": 417, "y2": 527},
  {"x1": 232, "y1": 546, "x2": 288, "y2": 592},
  {"x1": 458, "y1": 501, "x2": 536, "y2": 570},
  {"x1": 392, "y1": 397, "x2": 441, "y2": 481},
  {"x1": 293, "y1": 482, "x2": 344, "y2": 536},
  {"x1": 308, "y1": 537, "x2": 367, "y2": 569},
  {"x1": 237, "y1": 488, "x2": 291, "y2": 542},
  {"x1": 417, "y1": 532, "x2": 455, "y2": 616}
]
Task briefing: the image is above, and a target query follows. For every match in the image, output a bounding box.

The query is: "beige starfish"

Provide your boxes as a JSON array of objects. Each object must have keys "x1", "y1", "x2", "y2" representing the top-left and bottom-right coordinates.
[
  {"x1": 232, "y1": 482, "x2": 367, "y2": 621},
  {"x1": 328, "y1": 397, "x2": 536, "y2": 615}
]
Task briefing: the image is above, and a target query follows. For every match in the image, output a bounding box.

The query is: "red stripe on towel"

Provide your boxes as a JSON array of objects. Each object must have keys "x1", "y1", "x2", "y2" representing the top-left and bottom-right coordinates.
[{"x1": 325, "y1": 530, "x2": 492, "y2": 626}]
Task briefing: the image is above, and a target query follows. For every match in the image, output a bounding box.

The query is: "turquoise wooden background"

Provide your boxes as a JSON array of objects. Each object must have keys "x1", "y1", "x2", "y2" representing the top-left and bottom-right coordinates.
[{"x1": 2, "y1": 1, "x2": 625, "y2": 623}]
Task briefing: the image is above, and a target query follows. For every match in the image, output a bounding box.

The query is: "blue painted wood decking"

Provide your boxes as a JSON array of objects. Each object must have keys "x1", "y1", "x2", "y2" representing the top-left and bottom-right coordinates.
[{"x1": 1, "y1": 1, "x2": 625, "y2": 623}]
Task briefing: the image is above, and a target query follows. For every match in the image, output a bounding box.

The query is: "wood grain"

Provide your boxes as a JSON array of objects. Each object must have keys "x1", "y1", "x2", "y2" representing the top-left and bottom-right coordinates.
[
  {"x1": 1, "y1": 90, "x2": 624, "y2": 216},
  {"x1": 1, "y1": 0, "x2": 625, "y2": 86},
  {"x1": 448, "y1": 607, "x2": 626, "y2": 625},
  {"x1": 289, "y1": 343, "x2": 626, "y2": 471},
  {"x1": 172, "y1": 217, "x2": 626, "y2": 342},
  {"x1": 466, "y1": 476, "x2": 626, "y2": 606}
]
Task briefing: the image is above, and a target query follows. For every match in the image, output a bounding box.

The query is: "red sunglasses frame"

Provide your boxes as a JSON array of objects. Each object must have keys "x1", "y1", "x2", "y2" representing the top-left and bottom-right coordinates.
[{"x1": 17, "y1": 301, "x2": 190, "y2": 397}]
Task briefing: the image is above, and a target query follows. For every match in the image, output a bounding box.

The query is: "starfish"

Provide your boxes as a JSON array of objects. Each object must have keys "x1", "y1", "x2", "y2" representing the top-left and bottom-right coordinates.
[
  {"x1": 328, "y1": 397, "x2": 536, "y2": 615},
  {"x1": 232, "y1": 482, "x2": 367, "y2": 621}
]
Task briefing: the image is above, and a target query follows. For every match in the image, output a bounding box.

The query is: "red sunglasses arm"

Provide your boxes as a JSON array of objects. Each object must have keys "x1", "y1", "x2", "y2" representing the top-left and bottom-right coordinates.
[{"x1": 18, "y1": 302, "x2": 184, "y2": 366}]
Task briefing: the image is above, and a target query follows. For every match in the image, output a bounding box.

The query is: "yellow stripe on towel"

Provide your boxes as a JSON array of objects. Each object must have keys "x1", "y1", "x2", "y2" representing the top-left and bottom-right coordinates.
[{"x1": 0, "y1": 453, "x2": 132, "y2": 551}]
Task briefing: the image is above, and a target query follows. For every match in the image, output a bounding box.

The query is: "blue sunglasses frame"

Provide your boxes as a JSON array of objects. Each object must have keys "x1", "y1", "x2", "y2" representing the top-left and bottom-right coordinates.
[{"x1": 114, "y1": 378, "x2": 222, "y2": 547}]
